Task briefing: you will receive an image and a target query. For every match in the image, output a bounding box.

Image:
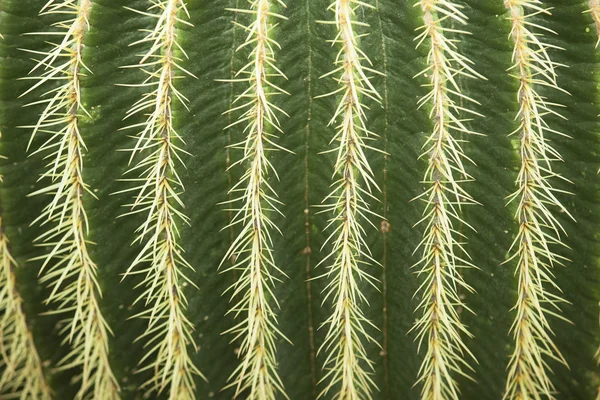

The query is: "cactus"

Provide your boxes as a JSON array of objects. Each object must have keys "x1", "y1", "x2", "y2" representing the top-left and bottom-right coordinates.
[{"x1": 0, "y1": 0, "x2": 599, "y2": 399}]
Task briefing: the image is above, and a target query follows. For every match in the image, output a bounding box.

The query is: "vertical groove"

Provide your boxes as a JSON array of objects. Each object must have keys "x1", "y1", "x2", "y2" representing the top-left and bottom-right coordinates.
[
  {"x1": 303, "y1": 0, "x2": 317, "y2": 396},
  {"x1": 503, "y1": 1, "x2": 572, "y2": 399},
  {"x1": 373, "y1": 0, "x2": 390, "y2": 397},
  {"x1": 227, "y1": 0, "x2": 240, "y2": 276},
  {"x1": 317, "y1": 0, "x2": 382, "y2": 398},
  {"x1": 221, "y1": 1, "x2": 289, "y2": 398},
  {"x1": 411, "y1": 1, "x2": 482, "y2": 399},
  {"x1": 22, "y1": 1, "x2": 119, "y2": 398},
  {"x1": 588, "y1": 1, "x2": 600, "y2": 399},
  {"x1": 119, "y1": 1, "x2": 203, "y2": 399}
]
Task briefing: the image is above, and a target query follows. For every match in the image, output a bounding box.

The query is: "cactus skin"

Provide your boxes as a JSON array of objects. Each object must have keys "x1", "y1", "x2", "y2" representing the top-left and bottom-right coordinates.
[{"x1": 0, "y1": 0, "x2": 597, "y2": 399}]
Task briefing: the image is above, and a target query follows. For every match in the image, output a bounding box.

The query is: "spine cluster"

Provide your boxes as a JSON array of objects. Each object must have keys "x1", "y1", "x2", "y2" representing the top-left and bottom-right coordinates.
[
  {"x1": 317, "y1": 0, "x2": 381, "y2": 398},
  {"x1": 503, "y1": 1, "x2": 572, "y2": 399},
  {"x1": 0, "y1": 213, "x2": 52, "y2": 399},
  {"x1": 221, "y1": 1, "x2": 289, "y2": 398},
  {"x1": 120, "y1": 1, "x2": 202, "y2": 399},
  {"x1": 23, "y1": 1, "x2": 119, "y2": 398},
  {"x1": 411, "y1": 1, "x2": 482, "y2": 399}
]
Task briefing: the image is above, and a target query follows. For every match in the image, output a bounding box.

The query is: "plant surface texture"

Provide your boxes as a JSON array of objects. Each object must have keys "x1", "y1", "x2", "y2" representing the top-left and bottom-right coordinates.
[{"x1": 0, "y1": 1, "x2": 600, "y2": 400}]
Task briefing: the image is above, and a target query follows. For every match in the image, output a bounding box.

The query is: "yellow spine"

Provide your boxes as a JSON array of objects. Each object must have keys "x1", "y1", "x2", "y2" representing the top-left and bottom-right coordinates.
[
  {"x1": 503, "y1": 1, "x2": 572, "y2": 399},
  {"x1": 23, "y1": 1, "x2": 119, "y2": 398},
  {"x1": 317, "y1": 0, "x2": 382, "y2": 398},
  {"x1": 411, "y1": 0, "x2": 483, "y2": 399},
  {"x1": 221, "y1": 1, "x2": 289, "y2": 398},
  {"x1": 120, "y1": 1, "x2": 202, "y2": 399},
  {"x1": 0, "y1": 216, "x2": 52, "y2": 399}
]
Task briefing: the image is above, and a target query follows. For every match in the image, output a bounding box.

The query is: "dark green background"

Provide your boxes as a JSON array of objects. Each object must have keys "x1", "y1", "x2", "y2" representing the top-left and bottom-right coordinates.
[{"x1": 0, "y1": 0, "x2": 598, "y2": 399}]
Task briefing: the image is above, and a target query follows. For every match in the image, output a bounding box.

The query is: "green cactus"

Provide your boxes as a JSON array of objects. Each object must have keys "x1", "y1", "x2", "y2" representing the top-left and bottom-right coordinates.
[{"x1": 0, "y1": 0, "x2": 599, "y2": 399}]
